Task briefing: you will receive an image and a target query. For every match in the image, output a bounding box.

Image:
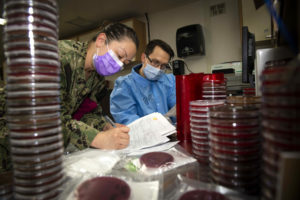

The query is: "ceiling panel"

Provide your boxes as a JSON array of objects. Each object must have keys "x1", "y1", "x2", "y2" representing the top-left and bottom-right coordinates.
[
  {"x1": 57, "y1": 0, "x2": 200, "y2": 38},
  {"x1": 0, "y1": 0, "x2": 200, "y2": 63}
]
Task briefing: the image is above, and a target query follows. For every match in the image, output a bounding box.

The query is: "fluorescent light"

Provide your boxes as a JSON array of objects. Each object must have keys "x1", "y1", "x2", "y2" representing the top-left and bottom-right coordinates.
[{"x1": 0, "y1": 18, "x2": 7, "y2": 25}]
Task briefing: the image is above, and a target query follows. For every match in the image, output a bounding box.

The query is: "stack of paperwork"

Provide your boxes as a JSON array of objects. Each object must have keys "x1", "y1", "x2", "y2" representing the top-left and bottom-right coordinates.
[{"x1": 120, "y1": 112, "x2": 178, "y2": 155}]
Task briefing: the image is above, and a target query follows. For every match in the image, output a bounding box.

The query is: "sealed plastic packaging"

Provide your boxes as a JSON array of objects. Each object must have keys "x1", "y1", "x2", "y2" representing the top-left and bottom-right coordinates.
[
  {"x1": 63, "y1": 148, "x2": 121, "y2": 178},
  {"x1": 115, "y1": 146, "x2": 199, "y2": 199},
  {"x1": 60, "y1": 173, "x2": 160, "y2": 200},
  {"x1": 119, "y1": 146, "x2": 198, "y2": 176},
  {"x1": 166, "y1": 174, "x2": 258, "y2": 200},
  {"x1": 61, "y1": 148, "x2": 161, "y2": 199}
]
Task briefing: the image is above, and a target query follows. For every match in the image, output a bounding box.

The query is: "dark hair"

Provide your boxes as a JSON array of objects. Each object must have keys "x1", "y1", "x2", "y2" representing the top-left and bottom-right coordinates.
[
  {"x1": 92, "y1": 22, "x2": 139, "y2": 49},
  {"x1": 144, "y1": 39, "x2": 174, "y2": 61}
]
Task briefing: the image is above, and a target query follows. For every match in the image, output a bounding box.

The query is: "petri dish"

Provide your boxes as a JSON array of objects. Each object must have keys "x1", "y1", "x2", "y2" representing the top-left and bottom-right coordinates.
[
  {"x1": 210, "y1": 135, "x2": 260, "y2": 148},
  {"x1": 210, "y1": 148, "x2": 261, "y2": 161},
  {"x1": 190, "y1": 100, "x2": 225, "y2": 107},
  {"x1": 5, "y1": 49, "x2": 59, "y2": 60},
  {"x1": 140, "y1": 152, "x2": 174, "y2": 168},
  {"x1": 8, "y1": 118, "x2": 61, "y2": 130},
  {"x1": 7, "y1": 74, "x2": 60, "y2": 83},
  {"x1": 6, "y1": 97, "x2": 60, "y2": 106},
  {"x1": 4, "y1": 40, "x2": 58, "y2": 51},
  {"x1": 14, "y1": 170, "x2": 63, "y2": 187},
  {"x1": 4, "y1": 0, "x2": 58, "y2": 14},
  {"x1": 10, "y1": 133, "x2": 62, "y2": 146},
  {"x1": 179, "y1": 189, "x2": 229, "y2": 200},
  {"x1": 11, "y1": 147, "x2": 63, "y2": 163},
  {"x1": 13, "y1": 155, "x2": 63, "y2": 171},
  {"x1": 210, "y1": 164, "x2": 260, "y2": 179},
  {"x1": 209, "y1": 127, "x2": 260, "y2": 139},
  {"x1": 14, "y1": 176, "x2": 64, "y2": 196},
  {"x1": 6, "y1": 104, "x2": 60, "y2": 115},
  {"x1": 210, "y1": 156, "x2": 260, "y2": 172},
  {"x1": 209, "y1": 118, "x2": 260, "y2": 129},
  {"x1": 226, "y1": 96, "x2": 261, "y2": 106},
  {"x1": 75, "y1": 176, "x2": 130, "y2": 200},
  {"x1": 209, "y1": 105, "x2": 260, "y2": 119},
  {"x1": 9, "y1": 126, "x2": 62, "y2": 138},
  {"x1": 11, "y1": 141, "x2": 63, "y2": 154},
  {"x1": 6, "y1": 83, "x2": 60, "y2": 91},
  {"x1": 262, "y1": 118, "x2": 300, "y2": 132},
  {"x1": 210, "y1": 143, "x2": 261, "y2": 155}
]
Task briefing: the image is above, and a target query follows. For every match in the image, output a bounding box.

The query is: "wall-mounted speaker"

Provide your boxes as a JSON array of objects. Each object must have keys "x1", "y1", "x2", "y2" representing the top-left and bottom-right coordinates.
[{"x1": 176, "y1": 24, "x2": 205, "y2": 58}]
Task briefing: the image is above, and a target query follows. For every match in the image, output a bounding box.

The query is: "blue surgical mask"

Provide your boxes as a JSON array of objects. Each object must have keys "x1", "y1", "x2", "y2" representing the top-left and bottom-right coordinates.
[
  {"x1": 93, "y1": 46, "x2": 124, "y2": 76},
  {"x1": 143, "y1": 63, "x2": 164, "y2": 81}
]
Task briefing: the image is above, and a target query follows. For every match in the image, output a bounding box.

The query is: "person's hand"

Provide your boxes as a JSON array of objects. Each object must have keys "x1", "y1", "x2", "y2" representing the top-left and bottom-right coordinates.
[
  {"x1": 103, "y1": 122, "x2": 113, "y2": 131},
  {"x1": 115, "y1": 123, "x2": 126, "y2": 128},
  {"x1": 103, "y1": 122, "x2": 126, "y2": 131},
  {"x1": 90, "y1": 126, "x2": 130, "y2": 149}
]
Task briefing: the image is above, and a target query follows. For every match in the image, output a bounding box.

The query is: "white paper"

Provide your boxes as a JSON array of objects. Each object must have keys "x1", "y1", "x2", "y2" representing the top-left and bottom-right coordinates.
[
  {"x1": 128, "y1": 141, "x2": 179, "y2": 156},
  {"x1": 120, "y1": 113, "x2": 176, "y2": 153}
]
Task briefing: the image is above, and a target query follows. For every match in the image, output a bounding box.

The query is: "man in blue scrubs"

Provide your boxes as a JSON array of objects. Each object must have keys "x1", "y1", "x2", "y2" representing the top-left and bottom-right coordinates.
[{"x1": 110, "y1": 39, "x2": 175, "y2": 125}]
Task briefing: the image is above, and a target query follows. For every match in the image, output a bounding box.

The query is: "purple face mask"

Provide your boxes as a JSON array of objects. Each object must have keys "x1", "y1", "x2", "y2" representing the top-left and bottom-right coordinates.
[{"x1": 93, "y1": 49, "x2": 124, "y2": 76}]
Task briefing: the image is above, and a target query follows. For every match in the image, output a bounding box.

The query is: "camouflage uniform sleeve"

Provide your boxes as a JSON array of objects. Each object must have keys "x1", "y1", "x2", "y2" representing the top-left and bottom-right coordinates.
[
  {"x1": 58, "y1": 40, "x2": 103, "y2": 151},
  {"x1": 0, "y1": 89, "x2": 11, "y2": 173}
]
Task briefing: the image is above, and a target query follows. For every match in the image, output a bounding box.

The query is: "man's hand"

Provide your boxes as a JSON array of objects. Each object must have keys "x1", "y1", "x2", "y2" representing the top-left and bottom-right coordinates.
[{"x1": 90, "y1": 126, "x2": 130, "y2": 150}]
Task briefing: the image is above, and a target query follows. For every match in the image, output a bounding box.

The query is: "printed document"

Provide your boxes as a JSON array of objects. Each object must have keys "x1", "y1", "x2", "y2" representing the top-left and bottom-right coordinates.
[{"x1": 121, "y1": 112, "x2": 177, "y2": 153}]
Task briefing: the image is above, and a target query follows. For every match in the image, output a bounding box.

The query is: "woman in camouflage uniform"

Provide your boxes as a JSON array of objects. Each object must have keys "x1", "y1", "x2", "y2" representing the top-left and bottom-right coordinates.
[
  {"x1": 0, "y1": 22, "x2": 139, "y2": 172},
  {"x1": 59, "y1": 22, "x2": 138, "y2": 152}
]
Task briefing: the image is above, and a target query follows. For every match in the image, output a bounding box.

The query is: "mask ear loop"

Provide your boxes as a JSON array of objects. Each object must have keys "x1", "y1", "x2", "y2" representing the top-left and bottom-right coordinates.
[
  {"x1": 95, "y1": 39, "x2": 109, "y2": 56},
  {"x1": 105, "y1": 39, "x2": 110, "y2": 51}
]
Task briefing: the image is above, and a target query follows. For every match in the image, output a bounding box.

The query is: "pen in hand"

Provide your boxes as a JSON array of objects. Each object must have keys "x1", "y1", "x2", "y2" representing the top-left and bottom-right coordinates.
[{"x1": 104, "y1": 115, "x2": 116, "y2": 128}]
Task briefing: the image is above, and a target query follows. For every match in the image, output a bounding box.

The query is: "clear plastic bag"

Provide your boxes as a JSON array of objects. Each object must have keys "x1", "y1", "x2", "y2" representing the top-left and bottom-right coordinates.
[{"x1": 166, "y1": 174, "x2": 259, "y2": 200}]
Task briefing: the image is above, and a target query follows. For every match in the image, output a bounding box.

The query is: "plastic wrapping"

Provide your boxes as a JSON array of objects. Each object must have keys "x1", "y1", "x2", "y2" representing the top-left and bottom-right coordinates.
[
  {"x1": 59, "y1": 174, "x2": 160, "y2": 200},
  {"x1": 114, "y1": 145, "x2": 199, "y2": 199},
  {"x1": 63, "y1": 148, "x2": 121, "y2": 178},
  {"x1": 167, "y1": 174, "x2": 259, "y2": 200},
  {"x1": 60, "y1": 148, "x2": 161, "y2": 199},
  {"x1": 120, "y1": 146, "x2": 198, "y2": 176}
]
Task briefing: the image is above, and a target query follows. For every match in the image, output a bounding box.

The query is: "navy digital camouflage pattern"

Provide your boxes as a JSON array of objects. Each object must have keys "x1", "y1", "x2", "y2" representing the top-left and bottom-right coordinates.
[
  {"x1": 58, "y1": 40, "x2": 107, "y2": 151},
  {"x1": 0, "y1": 40, "x2": 108, "y2": 172}
]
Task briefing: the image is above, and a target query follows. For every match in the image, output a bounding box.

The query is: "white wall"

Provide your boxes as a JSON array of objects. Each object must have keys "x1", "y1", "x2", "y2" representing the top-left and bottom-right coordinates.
[
  {"x1": 242, "y1": 0, "x2": 271, "y2": 42},
  {"x1": 138, "y1": 0, "x2": 242, "y2": 73}
]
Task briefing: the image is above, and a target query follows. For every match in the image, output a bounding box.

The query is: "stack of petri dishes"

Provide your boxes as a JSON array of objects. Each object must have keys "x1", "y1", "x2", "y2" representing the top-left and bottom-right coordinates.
[
  {"x1": 243, "y1": 88, "x2": 256, "y2": 96},
  {"x1": 260, "y1": 58, "x2": 300, "y2": 200},
  {"x1": 0, "y1": 172, "x2": 13, "y2": 200},
  {"x1": 202, "y1": 74, "x2": 227, "y2": 100},
  {"x1": 226, "y1": 96, "x2": 261, "y2": 108},
  {"x1": 189, "y1": 100, "x2": 225, "y2": 182},
  {"x1": 3, "y1": 0, "x2": 64, "y2": 199},
  {"x1": 208, "y1": 105, "x2": 261, "y2": 195}
]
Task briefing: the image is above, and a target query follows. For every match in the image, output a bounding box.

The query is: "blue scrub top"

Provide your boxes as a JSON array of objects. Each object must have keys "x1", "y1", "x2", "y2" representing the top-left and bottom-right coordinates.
[{"x1": 110, "y1": 64, "x2": 176, "y2": 125}]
